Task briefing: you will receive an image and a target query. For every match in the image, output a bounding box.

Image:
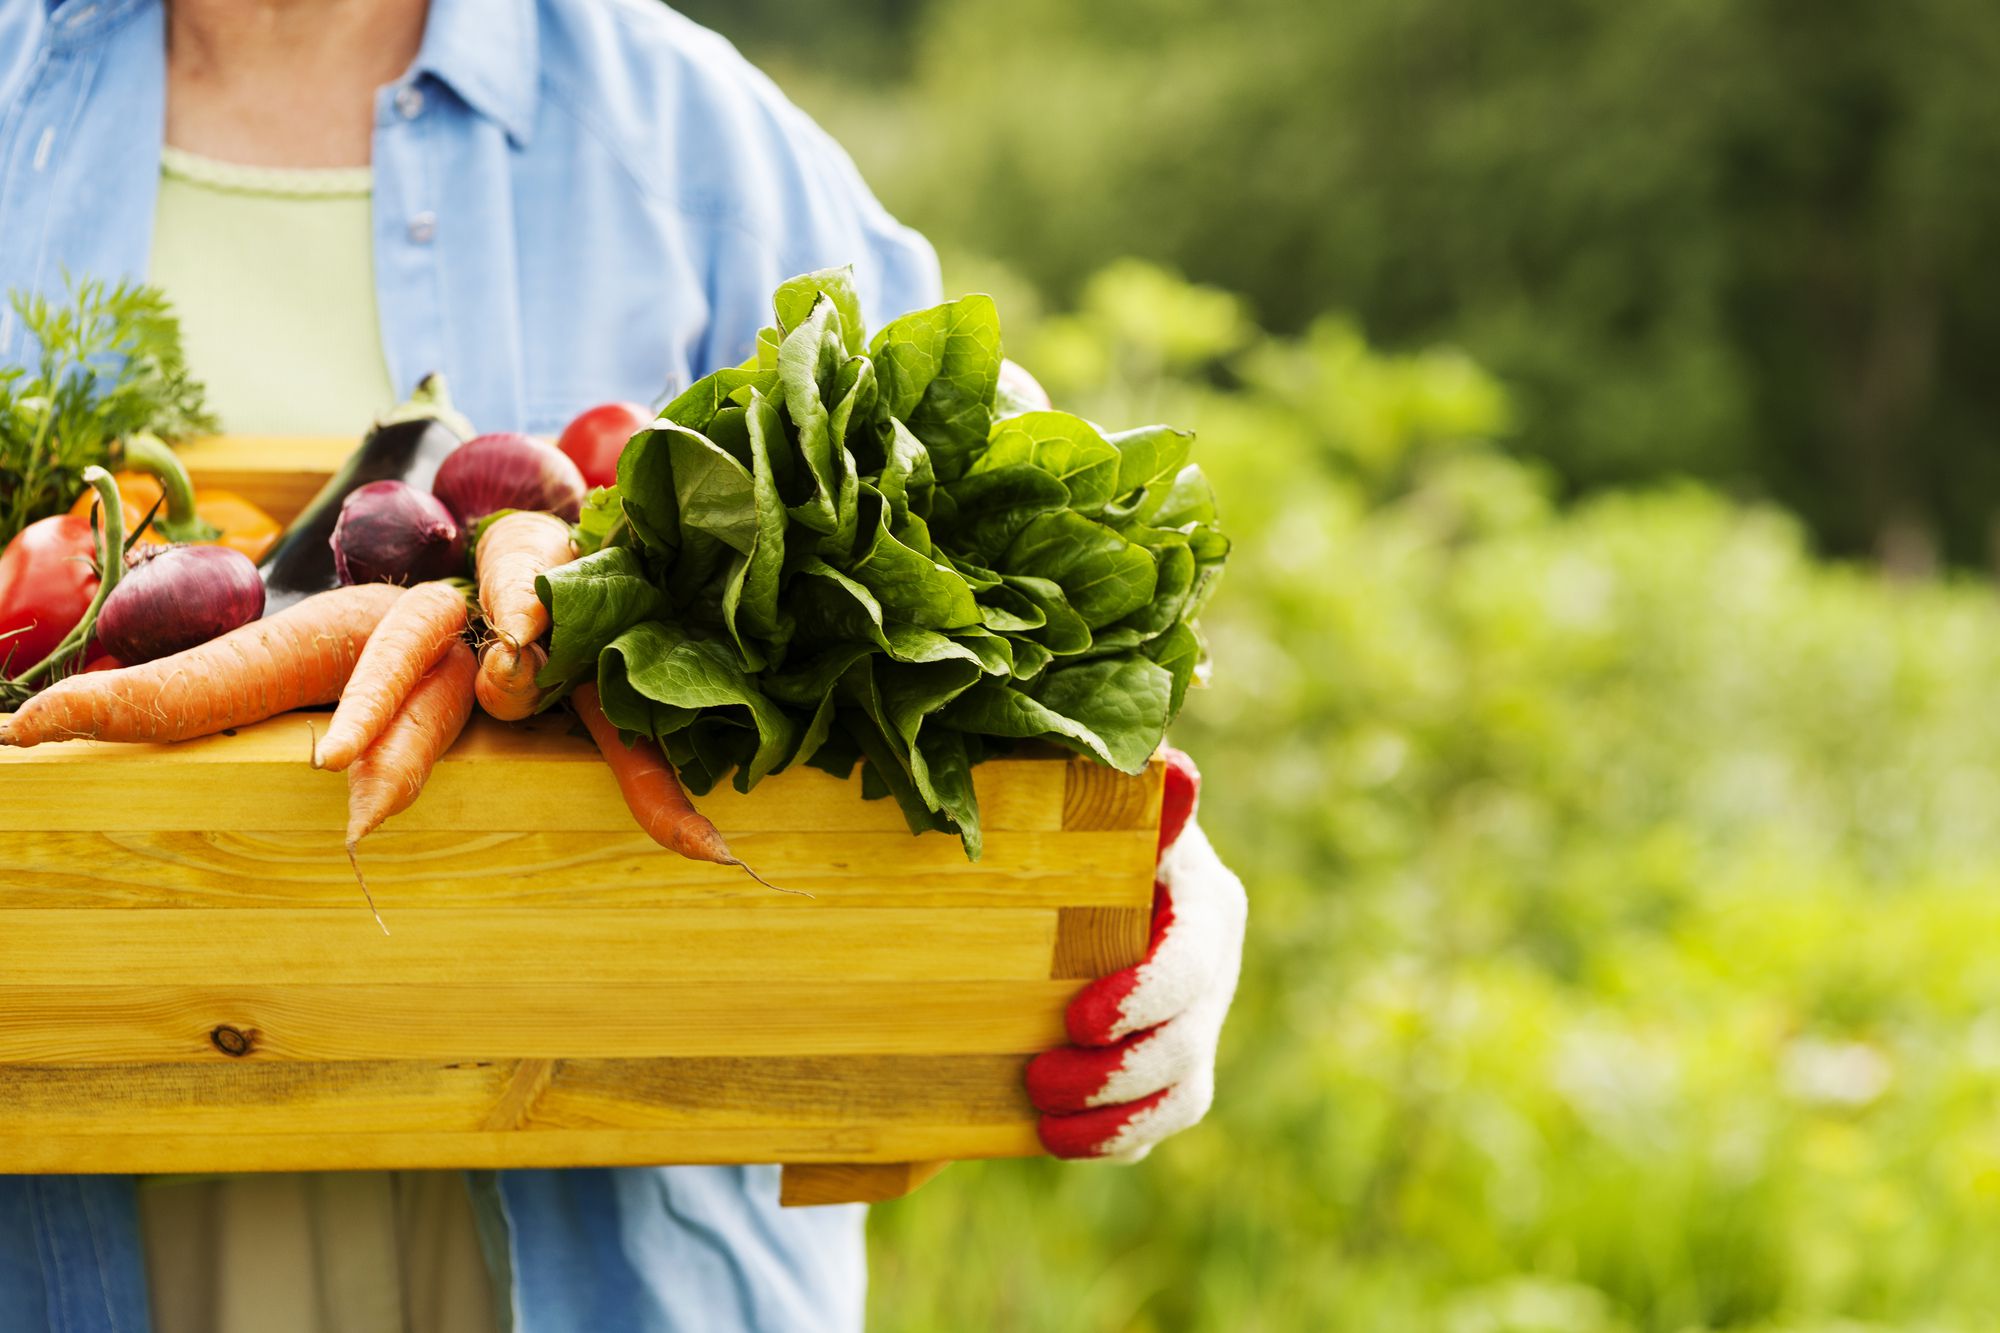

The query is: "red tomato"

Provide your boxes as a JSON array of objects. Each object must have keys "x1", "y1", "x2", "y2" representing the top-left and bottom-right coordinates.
[
  {"x1": 80, "y1": 651, "x2": 126, "y2": 674},
  {"x1": 557, "y1": 401, "x2": 653, "y2": 490},
  {"x1": 0, "y1": 514, "x2": 101, "y2": 672}
]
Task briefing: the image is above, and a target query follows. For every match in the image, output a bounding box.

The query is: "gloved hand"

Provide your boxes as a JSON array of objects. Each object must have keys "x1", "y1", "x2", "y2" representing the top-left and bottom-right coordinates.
[{"x1": 1026, "y1": 748, "x2": 1247, "y2": 1160}]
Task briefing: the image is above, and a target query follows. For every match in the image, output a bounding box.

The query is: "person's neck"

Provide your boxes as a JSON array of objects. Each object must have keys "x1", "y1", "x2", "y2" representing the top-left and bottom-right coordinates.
[{"x1": 165, "y1": 0, "x2": 431, "y2": 168}]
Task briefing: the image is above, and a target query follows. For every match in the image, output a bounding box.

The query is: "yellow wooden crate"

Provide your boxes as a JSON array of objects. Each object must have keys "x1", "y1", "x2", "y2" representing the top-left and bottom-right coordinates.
[{"x1": 0, "y1": 439, "x2": 1161, "y2": 1205}]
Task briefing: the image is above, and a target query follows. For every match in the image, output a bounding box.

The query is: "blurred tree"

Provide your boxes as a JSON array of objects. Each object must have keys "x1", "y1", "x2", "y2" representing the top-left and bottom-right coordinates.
[
  {"x1": 852, "y1": 258, "x2": 2000, "y2": 1333},
  {"x1": 674, "y1": 0, "x2": 2000, "y2": 564}
]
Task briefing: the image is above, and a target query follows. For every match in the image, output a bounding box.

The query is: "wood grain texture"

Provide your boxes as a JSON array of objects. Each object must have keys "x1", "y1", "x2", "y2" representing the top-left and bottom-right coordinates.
[
  {"x1": 780, "y1": 1161, "x2": 950, "y2": 1207},
  {"x1": 0, "y1": 983, "x2": 1079, "y2": 1064},
  {"x1": 0, "y1": 1126, "x2": 1041, "y2": 1174},
  {"x1": 0, "y1": 1054, "x2": 1024, "y2": 1133},
  {"x1": 1051, "y1": 906, "x2": 1154, "y2": 980},
  {"x1": 176, "y1": 435, "x2": 358, "y2": 525},
  {"x1": 0, "y1": 908, "x2": 1059, "y2": 985},
  {"x1": 0, "y1": 829, "x2": 1156, "y2": 909},
  {"x1": 0, "y1": 715, "x2": 1070, "y2": 835},
  {"x1": 1065, "y1": 754, "x2": 1165, "y2": 832}
]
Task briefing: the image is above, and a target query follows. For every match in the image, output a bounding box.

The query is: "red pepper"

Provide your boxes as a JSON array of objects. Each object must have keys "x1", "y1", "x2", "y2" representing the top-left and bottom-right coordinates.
[{"x1": 0, "y1": 514, "x2": 101, "y2": 673}]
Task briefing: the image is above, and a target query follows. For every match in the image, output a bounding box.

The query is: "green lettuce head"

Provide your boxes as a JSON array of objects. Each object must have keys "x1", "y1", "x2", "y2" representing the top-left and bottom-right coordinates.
[{"x1": 539, "y1": 268, "x2": 1227, "y2": 859}]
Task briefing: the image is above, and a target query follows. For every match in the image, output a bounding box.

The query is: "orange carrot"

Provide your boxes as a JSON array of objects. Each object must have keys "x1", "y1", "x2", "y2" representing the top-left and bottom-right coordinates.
[
  {"x1": 347, "y1": 639, "x2": 478, "y2": 848},
  {"x1": 475, "y1": 510, "x2": 575, "y2": 648},
  {"x1": 313, "y1": 580, "x2": 468, "y2": 771},
  {"x1": 345, "y1": 639, "x2": 478, "y2": 933},
  {"x1": 572, "y1": 682, "x2": 738, "y2": 867},
  {"x1": 0, "y1": 584, "x2": 403, "y2": 748},
  {"x1": 474, "y1": 639, "x2": 548, "y2": 720}
]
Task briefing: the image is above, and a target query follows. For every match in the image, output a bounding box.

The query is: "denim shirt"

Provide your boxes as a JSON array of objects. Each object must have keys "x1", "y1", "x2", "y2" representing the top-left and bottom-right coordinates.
[{"x1": 0, "y1": 0, "x2": 943, "y2": 1329}]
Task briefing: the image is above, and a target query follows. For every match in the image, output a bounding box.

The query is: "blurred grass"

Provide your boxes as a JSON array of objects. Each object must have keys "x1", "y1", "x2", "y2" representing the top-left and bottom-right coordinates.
[{"x1": 864, "y1": 263, "x2": 2000, "y2": 1332}]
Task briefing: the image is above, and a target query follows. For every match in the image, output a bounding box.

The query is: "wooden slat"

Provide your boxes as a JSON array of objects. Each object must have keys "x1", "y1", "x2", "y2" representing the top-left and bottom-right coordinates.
[
  {"x1": 0, "y1": 828, "x2": 1157, "y2": 910},
  {"x1": 0, "y1": 1055, "x2": 1030, "y2": 1137},
  {"x1": 1050, "y1": 906, "x2": 1153, "y2": 979},
  {"x1": 781, "y1": 1160, "x2": 950, "y2": 1207},
  {"x1": 176, "y1": 435, "x2": 357, "y2": 525},
  {"x1": 0, "y1": 1124, "x2": 1042, "y2": 1175},
  {"x1": 0, "y1": 982, "x2": 1077, "y2": 1064},
  {"x1": 0, "y1": 715, "x2": 1076, "y2": 834},
  {"x1": 0, "y1": 908, "x2": 1058, "y2": 985}
]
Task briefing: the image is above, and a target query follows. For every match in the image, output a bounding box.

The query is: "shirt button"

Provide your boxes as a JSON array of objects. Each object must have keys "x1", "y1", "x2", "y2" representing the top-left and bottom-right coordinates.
[
  {"x1": 407, "y1": 212, "x2": 437, "y2": 244},
  {"x1": 395, "y1": 85, "x2": 425, "y2": 120}
]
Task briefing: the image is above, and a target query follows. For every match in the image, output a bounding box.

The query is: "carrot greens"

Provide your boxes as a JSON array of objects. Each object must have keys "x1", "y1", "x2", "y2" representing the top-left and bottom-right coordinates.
[{"x1": 0, "y1": 277, "x2": 216, "y2": 547}]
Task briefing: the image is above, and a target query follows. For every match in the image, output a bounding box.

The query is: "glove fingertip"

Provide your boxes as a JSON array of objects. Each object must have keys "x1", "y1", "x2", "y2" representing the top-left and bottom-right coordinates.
[
  {"x1": 1157, "y1": 747, "x2": 1201, "y2": 856},
  {"x1": 1066, "y1": 968, "x2": 1141, "y2": 1045},
  {"x1": 1037, "y1": 1088, "x2": 1171, "y2": 1160},
  {"x1": 1025, "y1": 1044, "x2": 1119, "y2": 1115}
]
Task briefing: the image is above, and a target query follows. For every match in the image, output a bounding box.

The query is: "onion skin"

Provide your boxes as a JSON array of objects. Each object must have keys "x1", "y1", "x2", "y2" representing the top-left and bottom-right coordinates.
[
  {"x1": 432, "y1": 433, "x2": 587, "y2": 525},
  {"x1": 95, "y1": 545, "x2": 266, "y2": 665},
  {"x1": 332, "y1": 480, "x2": 466, "y2": 587}
]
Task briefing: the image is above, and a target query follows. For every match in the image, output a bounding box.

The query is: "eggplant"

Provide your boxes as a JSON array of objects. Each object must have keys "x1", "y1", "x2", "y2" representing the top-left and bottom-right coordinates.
[{"x1": 258, "y1": 374, "x2": 473, "y2": 615}]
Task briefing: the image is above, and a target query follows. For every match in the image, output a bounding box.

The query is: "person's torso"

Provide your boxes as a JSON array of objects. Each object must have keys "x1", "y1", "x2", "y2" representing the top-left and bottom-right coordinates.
[
  {"x1": 148, "y1": 146, "x2": 398, "y2": 434},
  {"x1": 0, "y1": 0, "x2": 940, "y2": 1328},
  {"x1": 0, "y1": 0, "x2": 936, "y2": 437}
]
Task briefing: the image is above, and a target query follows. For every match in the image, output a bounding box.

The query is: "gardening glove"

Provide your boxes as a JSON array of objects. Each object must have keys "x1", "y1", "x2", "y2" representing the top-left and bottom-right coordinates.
[{"x1": 1026, "y1": 748, "x2": 1247, "y2": 1161}]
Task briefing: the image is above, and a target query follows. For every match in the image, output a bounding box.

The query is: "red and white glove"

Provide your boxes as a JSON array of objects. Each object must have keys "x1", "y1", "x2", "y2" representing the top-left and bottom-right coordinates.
[{"x1": 1026, "y1": 748, "x2": 1247, "y2": 1161}]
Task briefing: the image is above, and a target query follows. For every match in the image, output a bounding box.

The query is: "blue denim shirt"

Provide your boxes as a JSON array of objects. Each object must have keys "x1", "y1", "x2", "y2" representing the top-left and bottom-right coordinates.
[{"x1": 0, "y1": 0, "x2": 944, "y2": 1328}]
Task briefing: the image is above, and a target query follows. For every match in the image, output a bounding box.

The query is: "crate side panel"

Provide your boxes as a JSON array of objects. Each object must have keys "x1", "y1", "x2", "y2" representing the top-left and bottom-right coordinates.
[
  {"x1": 0, "y1": 908, "x2": 1059, "y2": 985},
  {"x1": 0, "y1": 829, "x2": 1157, "y2": 910},
  {"x1": 0, "y1": 1054, "x2": 1030, "y2": 1137},
  {"x1": 0, "y1": 981, "x2": 1076, "y2": 1064},
  {"x1": 0, "y1": 1123, "x2": 1041, "y2": 1175},
  {"x1": 0, "y1": 717, "x2": 1071, "y2": 834}
]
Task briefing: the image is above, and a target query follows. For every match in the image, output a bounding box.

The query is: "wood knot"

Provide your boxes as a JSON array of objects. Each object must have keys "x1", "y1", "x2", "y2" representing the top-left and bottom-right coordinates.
[{"x1": 209, "y1": 1025, "x2": 256, "y2": 1058}]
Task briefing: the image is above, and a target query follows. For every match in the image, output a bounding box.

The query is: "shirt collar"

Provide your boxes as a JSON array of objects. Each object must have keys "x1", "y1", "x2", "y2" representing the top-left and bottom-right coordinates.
[
  {"x1": 42, "y1": 0, "x2": 541, "y2": 148},
  {"x1": 408, "y1": 0, "x2": 541, "y2": 147},
  {"x1": 42, "y1": 0, "x2": 147, "y2": 43}
]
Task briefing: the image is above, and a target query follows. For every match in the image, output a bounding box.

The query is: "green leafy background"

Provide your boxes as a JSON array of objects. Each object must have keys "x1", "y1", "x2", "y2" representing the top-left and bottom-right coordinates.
[
  {"x1": 855, "y1": 261, "x2": 2000, "y2": 1333},
  {"x1": 539, "y1": 270, "x2": 1225, "y2": 857}
]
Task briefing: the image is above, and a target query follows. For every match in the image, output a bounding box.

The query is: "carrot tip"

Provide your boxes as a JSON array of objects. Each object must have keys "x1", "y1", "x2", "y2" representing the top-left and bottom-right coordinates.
[
  {"x1": 345, "y1": 843, "x2": 392, "y2": 936},
  {"x1": 724, "y1": 856, "x2": 813, "y2": 899}
]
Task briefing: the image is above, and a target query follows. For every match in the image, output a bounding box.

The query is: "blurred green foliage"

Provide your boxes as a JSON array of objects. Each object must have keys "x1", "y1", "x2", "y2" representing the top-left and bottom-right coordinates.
[
  {"x1": 659, "y1": 3, "x2": 2000, "y2": 1324},
  {"x1": 680, "y1": 0, "x2": 2000, "y2": 563},
  {"x1": 859, "y1": 261, "x2": 2000, "y2": 1331}
]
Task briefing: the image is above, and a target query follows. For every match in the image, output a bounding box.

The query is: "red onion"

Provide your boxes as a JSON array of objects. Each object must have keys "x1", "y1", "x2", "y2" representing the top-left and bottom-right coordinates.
[
  {"x1": 431, "y1": 432, "x2": 587, "y2": 525},
  {"x1": 96, "y1": 545, "x2": 265, "y2": 664},
  {"x1": 331, "y1": 480, "x2": 466, "y2": 586}
]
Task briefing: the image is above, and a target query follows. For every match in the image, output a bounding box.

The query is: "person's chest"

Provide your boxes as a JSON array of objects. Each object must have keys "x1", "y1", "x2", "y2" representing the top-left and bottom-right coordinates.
[{"x1": 0, "y1": 3, "x2": 707, "y2": 437}]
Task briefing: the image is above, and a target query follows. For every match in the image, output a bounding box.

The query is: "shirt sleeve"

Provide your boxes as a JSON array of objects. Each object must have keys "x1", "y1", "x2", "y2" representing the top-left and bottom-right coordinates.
[{"x1": 690, "y1": 79, "x2": 943, "y2": 372}]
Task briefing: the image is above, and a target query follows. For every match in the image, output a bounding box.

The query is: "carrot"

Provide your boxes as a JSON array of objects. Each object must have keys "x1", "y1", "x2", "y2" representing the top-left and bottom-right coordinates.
[
  {"x1": 0, "y1": 584, "x2": 403, "y2": 748},
  {"x1": 474, "y1": 639, "x2": 549, "y2": 721},
  {"x1": 313, "y1": 580, "x2": 468, "y2": 771},
  {"x1": 572, "y1": 682, "x2": 741, "y2": 868},
  {"x1": 475, "y1": 510, "x2": 575, "y2": 648},
  {"x1": 345, "y1": 639, "x2": 478, "y2": 933}
]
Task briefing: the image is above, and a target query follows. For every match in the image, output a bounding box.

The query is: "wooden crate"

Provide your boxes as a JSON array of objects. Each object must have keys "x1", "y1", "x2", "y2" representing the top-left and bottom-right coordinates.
[{"x1": 0, "y1": 439, "x2": 1162, "y2": 1205}]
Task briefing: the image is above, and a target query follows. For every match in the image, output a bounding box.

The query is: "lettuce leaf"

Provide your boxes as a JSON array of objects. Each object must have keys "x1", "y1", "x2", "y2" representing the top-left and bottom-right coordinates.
[{"x1": 539, "y1": 268, "x2": 1226, "y2": 857}]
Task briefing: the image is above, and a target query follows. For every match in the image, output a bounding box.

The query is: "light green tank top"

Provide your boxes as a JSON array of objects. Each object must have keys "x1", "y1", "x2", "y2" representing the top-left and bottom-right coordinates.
[{"x1": 147, "y1": 146, "x2": 398, "y2": 435}]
